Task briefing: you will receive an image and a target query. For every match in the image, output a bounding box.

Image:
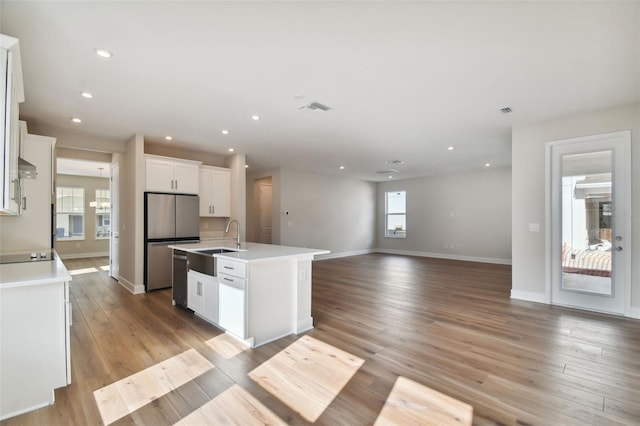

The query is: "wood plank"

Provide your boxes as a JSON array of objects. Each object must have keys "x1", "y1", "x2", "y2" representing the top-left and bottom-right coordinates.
[{"x1": 2, "y1": 255, "x2": 639, "y2": 425}]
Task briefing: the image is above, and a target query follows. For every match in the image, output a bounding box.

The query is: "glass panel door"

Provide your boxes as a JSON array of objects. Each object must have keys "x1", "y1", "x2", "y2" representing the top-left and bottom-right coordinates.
[
  {"x1": 549, "y1": 131, "x2": 630, "y2": 315},
  {"x1": 560, "y1": 152, "x2": 612, "y2": 295}
]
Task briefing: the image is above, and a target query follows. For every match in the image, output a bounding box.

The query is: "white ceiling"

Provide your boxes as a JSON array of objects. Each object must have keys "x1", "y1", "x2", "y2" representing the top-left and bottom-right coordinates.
[{"x1": 2, "y1": 1, "x2": 638, "y2": 181}]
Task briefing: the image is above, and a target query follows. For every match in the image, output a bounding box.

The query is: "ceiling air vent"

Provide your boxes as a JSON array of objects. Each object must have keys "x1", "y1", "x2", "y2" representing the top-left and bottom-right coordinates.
[
  {"x1": 299, "y1": 101, "x2": 331, "y2": 112},
  {"x1": 376, "y1": 169, "x2": 400, "y2": 174},
  {"x1": 499, "y1": 107, "x2": 513, "y2": 114},
  {"x1": 385, "y1": 160, "x2": 404, "y2": 165}
]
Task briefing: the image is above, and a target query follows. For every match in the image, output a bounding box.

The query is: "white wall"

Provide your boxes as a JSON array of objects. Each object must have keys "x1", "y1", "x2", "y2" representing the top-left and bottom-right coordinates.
[
  {"x1": 377, "y1": 168, "x2": 512, "y2": 264},
  {"x1": 248, "y1": 168, "x2": 376, "y2": 256},
  {"x1": 31, "y1": 123, "x2": 126, "y2": 153},
  {"x1": 118, "y1": 134, "x2": 145, "y2": 293},
  {"x1": 227, "y1": 153, "x2": 246, "y2": 238},
  {"x1": 511, "y1": 103, "x2": 640, "y2": 315},
  {"x1": 0, "y1": 132, "x2": 55, "y2": 252},
  {"x1": 280, "y1": 168, "x2": 376, "y2": 256}
]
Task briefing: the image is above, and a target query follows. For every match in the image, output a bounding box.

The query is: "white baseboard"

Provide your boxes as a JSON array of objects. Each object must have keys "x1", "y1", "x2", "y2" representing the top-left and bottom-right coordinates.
[
  {"x1": 295, "y1": 317, "x2": 314, "y2": 334},
  {"x1": 626, "y1": 306, "x2": 640, "y2": 319},
  {"x1": 118, "y1": 276, "x2": 145, "y2": 294},
  {"x1": 510, "y1": 289, "x2": 550, "y2": 304},
  {"x1": 57, "y1": 251, "x2": 109, "y2": 260},
  {"x1": 315, "y1": 249, "x2": 375, "y2": 260},
  {"x1": 375, "y1": 248, "x2": 512, "y2": 265}
]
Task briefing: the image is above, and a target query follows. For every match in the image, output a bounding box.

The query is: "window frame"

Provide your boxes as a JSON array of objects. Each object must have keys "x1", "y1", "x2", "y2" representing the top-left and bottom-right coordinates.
[
  {"x1": 94, "y1": 188, "x2": 111, "y2": 240},
  {"x1": 56, "y1": 186, "x2": 85, "y2": 240},
  {"x1": 385, "y1": 190, "x2": 407, "y2": 239}
]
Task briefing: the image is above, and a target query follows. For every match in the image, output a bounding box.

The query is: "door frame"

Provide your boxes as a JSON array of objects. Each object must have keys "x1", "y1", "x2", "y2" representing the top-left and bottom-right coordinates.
[
  {"x1": 545, "y1": 130, "x2": 631, "y2": 316},
  {"x1": 110, "y1": 162, "x2": 119, "y2": 280}
]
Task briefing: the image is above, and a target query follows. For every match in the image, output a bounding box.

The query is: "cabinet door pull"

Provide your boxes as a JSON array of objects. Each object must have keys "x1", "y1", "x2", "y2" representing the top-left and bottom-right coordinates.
[
  {"x1": 212, "y1": 205, "x2": 214, "y2": 214},
  {"x1": 197, "y1": 281, "x2": 202, "y2": 296},
  {"x1": 22, "y1": 196, "x2": 27, "y2": 210},
  {"x1": 223, "y1": 277, "x2": 233, "y2": 282},
  {"x1": 223, "y1": 265, "x2": 234, "y2": 270},
  {"x1": 175, "y1": 180, "x2": 178, "y2": 190}
]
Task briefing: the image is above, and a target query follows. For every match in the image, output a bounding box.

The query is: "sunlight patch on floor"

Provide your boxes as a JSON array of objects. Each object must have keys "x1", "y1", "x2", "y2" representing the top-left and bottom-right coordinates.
[
  {"x1": 94, "y1": 348, "x2": 214, "y2": 425},
  {"x1": 248, "y1": 335, "x2": 364, "y2": 422},
  {"x1": 374, "y1": 376, "x2": 473, "y2": 426},
  {"x1": 68, "y1": 267, "x2": 98, "y2": 275},
  {"x1": 205, "y1": 333, "x2": 248, "y2": 359},
  {"x1": 174, "y1": 384, "x2": 285, "y2": 425},
  {"x1": 100, "y1": 265, "x2": 110, "y2": 271}
]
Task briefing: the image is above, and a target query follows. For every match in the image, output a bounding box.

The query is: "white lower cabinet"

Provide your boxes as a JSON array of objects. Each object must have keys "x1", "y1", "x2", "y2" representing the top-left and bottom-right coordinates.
[
  {"x1": 0, "y1": 280, "x2": 70, "y2": 420},
  {"x1": 185, "y1": 254, "x2": 310, "y2": 348},
  {"x1": 218, "y1": 272, "x2": 246, "y2": 339},
  {"x1": 187, "y1": 270, "x2": 218, "y2": 324}
]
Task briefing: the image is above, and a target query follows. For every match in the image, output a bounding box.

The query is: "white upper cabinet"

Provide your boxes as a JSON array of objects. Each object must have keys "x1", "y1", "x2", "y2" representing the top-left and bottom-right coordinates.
[
  {"x1": 1, "y1": 34, "x2": 25, "y2": 215},
  {"x1": 145, "y1": 154, "x2": 201, "y2": 194},
  {"x1": 199, "y1": 166, "x2": 230, "y2": 217}
]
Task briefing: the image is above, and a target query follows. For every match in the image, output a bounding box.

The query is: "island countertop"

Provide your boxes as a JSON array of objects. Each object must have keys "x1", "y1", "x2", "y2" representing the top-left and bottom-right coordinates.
[{"x1": 168, "y1": 240, "x2": 330, "y2": 263}]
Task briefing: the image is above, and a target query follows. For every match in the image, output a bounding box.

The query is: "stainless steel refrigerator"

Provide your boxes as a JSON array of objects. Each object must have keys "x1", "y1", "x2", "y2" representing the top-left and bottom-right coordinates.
[{"x1": 144, "y1": 192, "x2": 200, "y2": 291}]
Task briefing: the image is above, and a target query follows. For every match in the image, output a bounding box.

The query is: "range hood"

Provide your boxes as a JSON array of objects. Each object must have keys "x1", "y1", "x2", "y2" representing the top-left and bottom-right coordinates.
[{"x1": 18, "y1": 157, "x2": 37, "y2": 179}]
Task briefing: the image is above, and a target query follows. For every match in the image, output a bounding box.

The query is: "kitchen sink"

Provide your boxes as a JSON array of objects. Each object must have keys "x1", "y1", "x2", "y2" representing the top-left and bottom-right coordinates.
[{"x1": 195, "y1": 248, "x2": 238, "y2": 255}]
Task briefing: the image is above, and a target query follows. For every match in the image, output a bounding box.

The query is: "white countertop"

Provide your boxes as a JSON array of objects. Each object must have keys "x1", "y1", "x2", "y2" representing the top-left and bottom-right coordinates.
[
  {"x1": 0, "y1": 252, "x2": 71, "y2": 289},
  {"x1": 168, "y1": 240, "x2": 330, "y2": 263}
]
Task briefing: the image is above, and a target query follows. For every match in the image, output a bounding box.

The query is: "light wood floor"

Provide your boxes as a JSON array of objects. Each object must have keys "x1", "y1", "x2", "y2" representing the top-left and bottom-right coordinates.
[{"x1": 2, "y1": 254, "x2": 639, "y2": 425}]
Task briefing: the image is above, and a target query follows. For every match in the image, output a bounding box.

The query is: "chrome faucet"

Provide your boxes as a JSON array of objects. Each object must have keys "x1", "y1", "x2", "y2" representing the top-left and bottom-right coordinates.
[{"x1": 225, "y1": 219, "x2": 241, "y2": 248}]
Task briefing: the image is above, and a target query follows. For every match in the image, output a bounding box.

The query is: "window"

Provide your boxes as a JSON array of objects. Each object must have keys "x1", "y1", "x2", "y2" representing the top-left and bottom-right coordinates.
[
  {"x1": 385, "y1": 190, "x2": 406, "y2": 238},
  {"x1": 94, "y1": 189, "x2": 111, "y2": 239},
  {"x1": 56, "y1": 187, "x2": 84, "y2": 239}
]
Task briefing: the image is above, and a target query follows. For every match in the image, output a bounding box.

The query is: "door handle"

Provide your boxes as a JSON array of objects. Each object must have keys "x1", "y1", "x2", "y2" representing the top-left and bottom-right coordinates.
[{"x1": 615, "y1": 246, "x2": 623, "y2": 251}]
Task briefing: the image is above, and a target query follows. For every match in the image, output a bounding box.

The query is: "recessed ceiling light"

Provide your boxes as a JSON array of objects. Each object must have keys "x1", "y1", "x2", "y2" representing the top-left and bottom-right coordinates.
[
  {"x1": 80, "y1": 92, "x2": 93, "y2": 99},
  {"x1": 165, "y1": 136, "x2": 172, "y2": 141},
  {"x1": 228, "y1": 148, "x2": 235, "y2": 152},
  {"x1": 94, "y1": 48, "x2": 113, "y2": 58},
  {"x1": 485, "y1": 163, "x2": 491, "y2": 167},
  {"x1": 244, "y1": 164, "x2": 249, "y2": 169},
  {"x1": 251, "y1": 115, "x2": 260, "y2": 121},
  {"x1": 388, "y1": 175, "x2": 393, "y2": 179},
  {"x1": 339, "y1": 166, "x2": 345, "y2": 170},
  {"x1": 221, "y1": 129, "x2": 229, "y2": 135},
  {"x1": 71, "y1": 117, "x2": 82, "y2": 123},
  {"x1": 448, "y1": 146, "x2": 455, "y2": 151}
]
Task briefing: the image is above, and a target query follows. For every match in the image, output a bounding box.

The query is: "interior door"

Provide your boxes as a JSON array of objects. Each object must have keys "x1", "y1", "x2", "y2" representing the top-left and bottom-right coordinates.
[
  {"x1": 548, "y1": 131, "x2": 631, "y2": 314},
  {"x1": 258, "y1": 182, "x2": 272, "y2": 244}
]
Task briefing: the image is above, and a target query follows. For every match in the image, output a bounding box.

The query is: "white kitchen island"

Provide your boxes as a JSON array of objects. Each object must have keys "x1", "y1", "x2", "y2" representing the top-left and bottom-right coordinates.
[
  {"x1": 170, "y1": 241, "x2": 329, "y2": 347},
  {"x1": 0, "y1": 253, "x2": 72, "y2": 421}
]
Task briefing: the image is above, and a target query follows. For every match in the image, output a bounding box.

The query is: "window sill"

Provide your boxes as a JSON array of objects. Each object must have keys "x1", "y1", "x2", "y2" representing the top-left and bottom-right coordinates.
[
  {"x1": 385, "y1": 234, "x2": 406, "y2": 239},
  {"x1": 57, "y1": 237, "x2": 85, "y2": 241}
]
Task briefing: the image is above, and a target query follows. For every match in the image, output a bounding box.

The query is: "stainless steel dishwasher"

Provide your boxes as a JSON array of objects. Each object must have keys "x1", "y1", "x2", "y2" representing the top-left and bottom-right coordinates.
[{"x1": 172, "y1": 250, "x2": 189, "y2": 307}]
